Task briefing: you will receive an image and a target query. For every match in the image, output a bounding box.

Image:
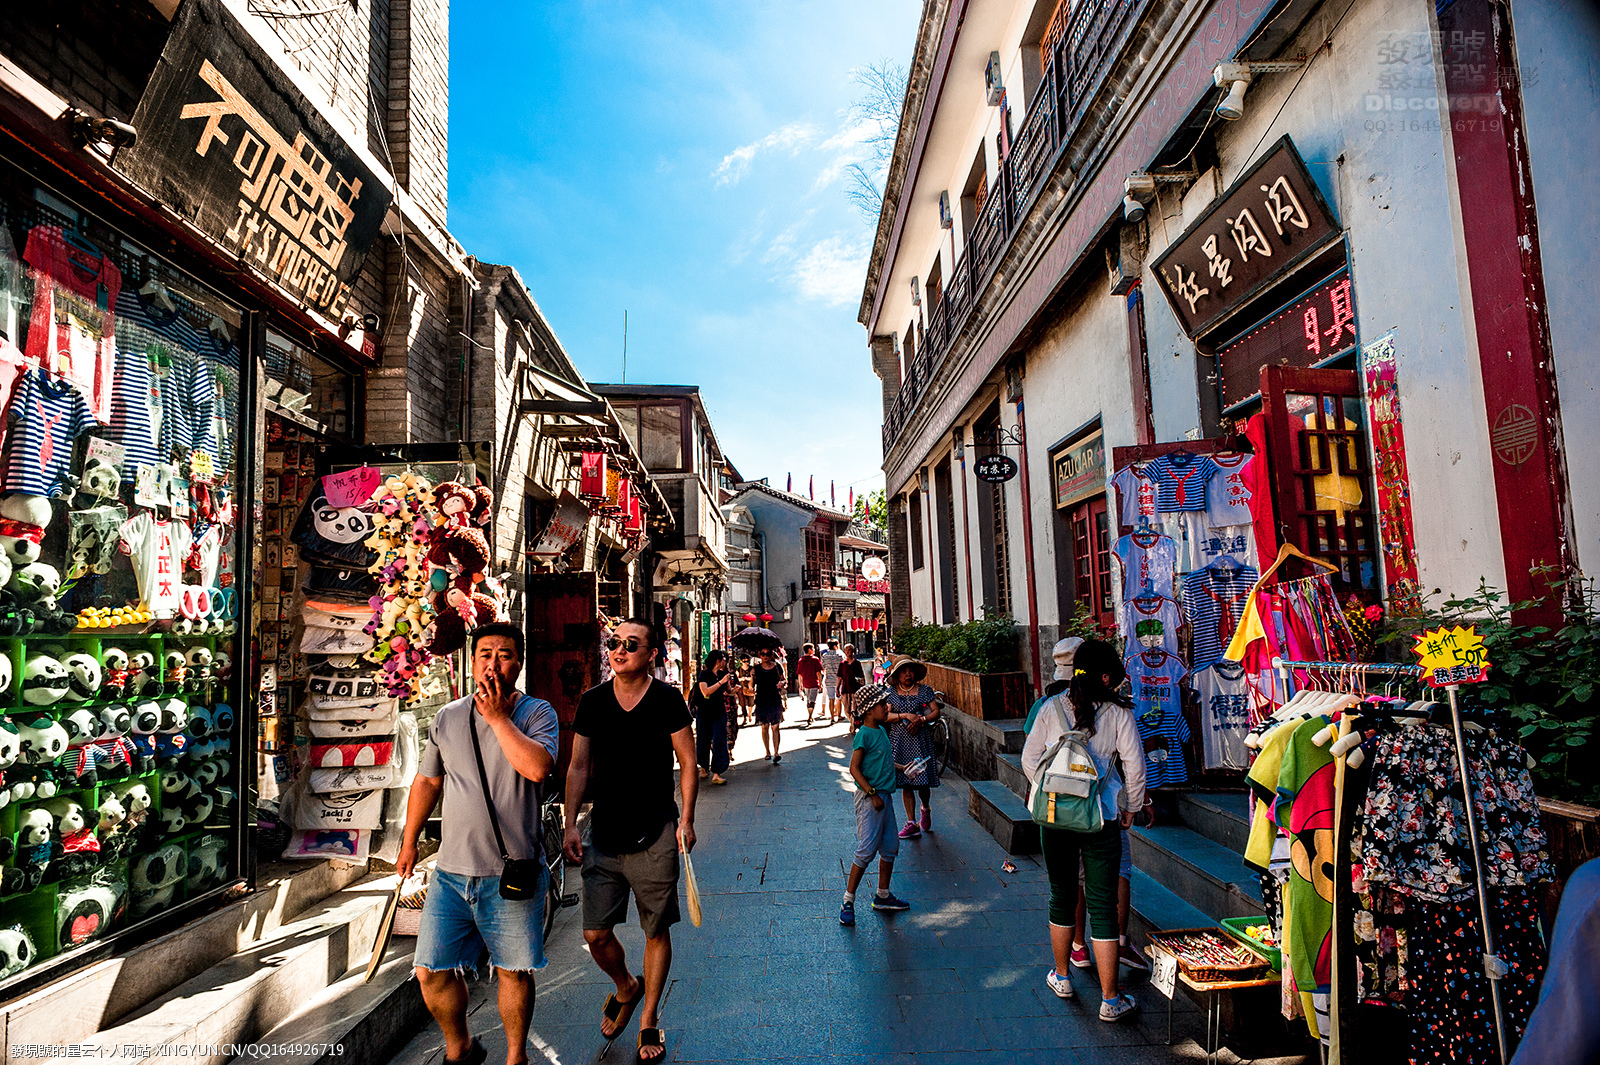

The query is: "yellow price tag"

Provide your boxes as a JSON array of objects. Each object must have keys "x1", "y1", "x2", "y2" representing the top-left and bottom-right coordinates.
[
  {"x1": 190, "y1": 449, "x2": 216, "y2": 484},
  {"x1": 1411, "y1": 624, "x2": 1491, "y2": 687}
]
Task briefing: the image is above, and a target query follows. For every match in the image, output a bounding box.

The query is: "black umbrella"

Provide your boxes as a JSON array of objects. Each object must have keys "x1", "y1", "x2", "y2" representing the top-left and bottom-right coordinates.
[{"x1": 731, "y1": 626, "x2": 783, "y2": 652}]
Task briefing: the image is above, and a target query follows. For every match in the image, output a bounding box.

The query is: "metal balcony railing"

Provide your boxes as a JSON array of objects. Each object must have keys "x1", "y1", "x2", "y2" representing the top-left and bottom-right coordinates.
[{"x1": 882, "y1": 0, "x2": 1148, "y2": 455}]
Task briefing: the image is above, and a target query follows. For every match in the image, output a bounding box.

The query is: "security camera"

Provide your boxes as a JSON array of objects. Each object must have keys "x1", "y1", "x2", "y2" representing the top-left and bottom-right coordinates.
[
  {"x1": 1122, "y1": 172, "x2": 1157, "y2": 223},
  {"x1": 1123, "y1": 193, "x2": 1147, "y2": 224},
  {"x1": 1213, "y1": 63, "x2": 1253, "y2": 121},
  {"x1": 67, "y1": 110, "x2": 138, "y2": 149}
]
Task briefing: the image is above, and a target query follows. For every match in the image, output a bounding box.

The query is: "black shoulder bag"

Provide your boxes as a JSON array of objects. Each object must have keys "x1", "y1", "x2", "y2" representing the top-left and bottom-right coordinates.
[{"x1": 469, "y1": 712, "x2": 544, "y2": 901}]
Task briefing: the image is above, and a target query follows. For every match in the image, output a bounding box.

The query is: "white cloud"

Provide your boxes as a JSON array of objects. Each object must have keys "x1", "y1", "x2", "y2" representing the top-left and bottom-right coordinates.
[
  {"x1": 793, "y1": 236, "x2": 868, "y2": 306},
  {"x1": 713, "y1": 122, "x2": 818, "y2": 186},
  {"x1": 762, "y1": 210, "x2": 817, "y2": 264}
]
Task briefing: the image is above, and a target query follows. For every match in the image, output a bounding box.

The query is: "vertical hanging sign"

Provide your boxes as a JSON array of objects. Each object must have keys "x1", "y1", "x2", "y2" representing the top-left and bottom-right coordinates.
[
  {"x1": 1361, "y1": 332, "x2": 1422, "y2": 615},
  {"x1": 579, "y1": 452, "x2": 608, "y2": 500}
]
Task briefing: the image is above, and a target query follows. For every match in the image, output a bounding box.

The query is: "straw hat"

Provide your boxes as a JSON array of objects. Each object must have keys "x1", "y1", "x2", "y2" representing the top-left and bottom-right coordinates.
[
  {"x1": 887, "y1": 655, "x2": 928, "y2": 684},
  {"x1": 1052, "y1": 637, "x2": 1085, "y2": 681}
]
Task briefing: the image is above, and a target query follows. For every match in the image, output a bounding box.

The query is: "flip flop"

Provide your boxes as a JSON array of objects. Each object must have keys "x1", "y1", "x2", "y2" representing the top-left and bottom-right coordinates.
[
  {"x1": 443, "y1": 1037, "x2": 487, "y2": 1065},
  {"x1": 636, "y1": 1028, "x2": 664, "y2": 1063},
  {"x1": 601, "y1": 975, "x2": 644, "y2": 1040}
]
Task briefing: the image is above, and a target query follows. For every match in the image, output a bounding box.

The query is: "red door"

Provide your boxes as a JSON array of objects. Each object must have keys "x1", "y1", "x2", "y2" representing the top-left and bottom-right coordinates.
[{"x1": 1070, "y1": 495, "x2": 1116, "y2": 635}]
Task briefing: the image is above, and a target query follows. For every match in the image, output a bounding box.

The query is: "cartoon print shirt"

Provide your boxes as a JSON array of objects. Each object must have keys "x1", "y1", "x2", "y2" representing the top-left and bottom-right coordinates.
[
  {"x1": 1180, "y1": 563, "x2": 1260, "y2": 670},
  {"x1": 118, "y1": 512, "x2": 192, "y2": 618},
  {"x1": 1113, "y1": 529, "x2": 1177, "y2": 600},
  {"x1": 1144, "y1": 452, "x2": 1220, "y2": 512},
  {"x1": 1112, "y1": 464, "x2": 1159, "y2": 527},
  {"x1": 1276, "y1": 714, "x2": 1338, "y2": 1026},
  {"x1": 1205, "y1": 453, "x2": 1255, "y2": 528},
  {"x1": 1120, "y1": 593, "x2": 1182, "y2": 658},
  {"x1": 1193, "y1": 660, "x2": 1251, "y2": 770},
  {"x1": 23, "y1": 225, "x2": 120, "y2": 422},
  {"x1": 3, "y1": 367, "x2": 98, "y2": 496},
  {"x1": 1126, "y1": 647, "x2": 1191, "y2": 788}
]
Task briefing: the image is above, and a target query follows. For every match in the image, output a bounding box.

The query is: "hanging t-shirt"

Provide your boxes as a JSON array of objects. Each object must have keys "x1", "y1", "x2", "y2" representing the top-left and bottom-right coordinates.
[
  {"x1": 1127, "y1": 647, "x2": 1190, "y2": 788},
  {"x1": 1181, "y1": 562, "x2": 1260, "y2": 670},
  {"x1": 192, "y1": 523, "x2": 224, "y2": 587},
  {"x1": 1276, "y1": 715, "x2": 1338, "y2": 1033},
  {"x1": 1205, "y1": 453, "x2": 1255, "y2": 528},
  {"x1": 1193, "y1": 661, "x2": 1251, "y2": 770},
  {"x1": 0, "y1": 209, "x2": 28, "y2": 345},
  {"x1": 1113, "y1": 529, "x2": 1177, "y2": 600},
  {"x1": 1111, "y1": 464, "x2": 1158, "y2": 527},
  {"x1": 160, "y1": 351, "x2": 218, "y2": 461},
  {"x1": 23, "y1": 225, "x2": 120, "y2": 422},
  {"x1": 3, "y1": 367, "x2": 98, "y2": 497},
  {"x1": 1121, "y1": 593, "x2": 1182, "y2": 656},
  {"x1": 118, "y1": 512, "x2": 192, "y2": 618},
  {"x1": 1144, "y1": 452, "x2": 1220, "y2": 511},
  {"x1": 106, "y1": 343, "x2": 165, "y2": 475}
]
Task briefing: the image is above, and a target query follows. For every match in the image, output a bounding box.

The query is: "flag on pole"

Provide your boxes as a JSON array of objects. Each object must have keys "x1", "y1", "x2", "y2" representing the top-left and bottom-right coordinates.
[
  {"x1": 831, "y1": 481, "x2": 836, "y2": 506},
  {"x1": 808, "y1": 475, "x2": 814, "y2": 499},
  {"x1": 849, "y1": 488, "x2": 854, "y2": 512},
  {"x1": 786, "y1": 473, "x2": 792, "y2": 493}
]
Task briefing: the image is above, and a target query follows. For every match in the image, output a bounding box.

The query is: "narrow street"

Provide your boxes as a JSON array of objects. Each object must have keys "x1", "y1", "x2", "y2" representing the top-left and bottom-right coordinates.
[{"x1": 389, "y1": 696, "x2": 1301, "y2": 1065}]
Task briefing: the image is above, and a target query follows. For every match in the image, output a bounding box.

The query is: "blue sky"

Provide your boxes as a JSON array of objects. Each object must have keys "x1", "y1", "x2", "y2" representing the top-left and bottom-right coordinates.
[{"x1": 448, "y1": 2, "x2": 921, "y2": 502}]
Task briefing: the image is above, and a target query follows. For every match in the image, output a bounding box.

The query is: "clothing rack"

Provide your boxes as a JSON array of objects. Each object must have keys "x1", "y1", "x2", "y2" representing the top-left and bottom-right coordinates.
[{"x1": 1272, "y1": 655, "x2": 1510, "y2": 1064}]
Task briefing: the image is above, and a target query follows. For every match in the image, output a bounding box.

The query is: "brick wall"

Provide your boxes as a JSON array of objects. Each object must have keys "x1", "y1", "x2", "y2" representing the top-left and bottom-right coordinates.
[
  {"x1": 254, "y1": 0, "x2": 392, "y2": 159},
  {"x1": 388, "y1": 0, "x2": 450, "y2": 222},
  {"x1": 365, "y1": 240, "x2": 457, "y2": 444},
  {"x1": 0, "y1": 1, "x2": 170, "y2": 121}
]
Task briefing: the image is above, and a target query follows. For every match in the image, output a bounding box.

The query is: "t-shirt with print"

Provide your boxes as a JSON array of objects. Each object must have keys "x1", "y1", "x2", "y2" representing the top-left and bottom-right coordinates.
[
  {"x1": 118, "y1": 512, "x2": 192, "y2": 618},
  {"x1": 1112, "y1": 465, "x2": 1158, "y2": 527},
  {"x1": 796, "y1": 654, "x2": 822, "y2": 688},
  {"x1": 1145, "y1": 452, "x2": 1220, "y2": 512},
  {"x1": 1205, "y1": 453, "x2": 1255, "y2": 528},
  {"x1": 418, "y1": 692, "x2": 560, "y2": 877},
  {"x1": 820, "y1": 649, "x2": 843, "y2": 680},
  {"x1": 1180, "y1": 563, "x2": 1260, "y2": 670},
  {"x1": 1194, "y1": 661, "x2": 1251, "y2": 770},
  {"x1": 23, "y1": 225, "x2": 120, "y2": 422},
  {"x1": 1127, "y1": 648, "x2": 1191, "y2": 788},
  {"x1": 4, "y1": 368, "x2": 98, "y2": 497},
  {"x1": 1113, "y1": 529, "x2": 1177, "y2": 600},
  {"x1": 852, "y1": 723, "x2": 896, "y2": 794},
  {"x1": 1121, "y1": 593, "x2": 1182, "y2": 657},
  {"x1": 573, "y1": 677, "x2": 693, "y2": 855}
]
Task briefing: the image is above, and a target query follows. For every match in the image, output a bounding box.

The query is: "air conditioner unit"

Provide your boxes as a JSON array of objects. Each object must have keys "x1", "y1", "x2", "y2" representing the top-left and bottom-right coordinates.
[{"x1": 985, "y1": 51, "x2": 1004, "y2": 105}]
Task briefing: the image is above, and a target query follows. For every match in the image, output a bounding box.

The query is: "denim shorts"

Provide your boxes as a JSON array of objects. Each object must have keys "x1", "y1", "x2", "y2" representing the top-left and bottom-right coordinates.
[
  {"x1": 414, "y1": 868, "x2": 547, "y2": 973},
  {"x1": 852, "y1": 789, "x2": 901, "y2": 868}
]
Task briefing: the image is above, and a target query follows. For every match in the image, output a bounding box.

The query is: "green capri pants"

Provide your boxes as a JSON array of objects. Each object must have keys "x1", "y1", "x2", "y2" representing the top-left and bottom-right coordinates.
[{"x1": 1039, "y1": 822, "x2": 1122, "y2": 941}]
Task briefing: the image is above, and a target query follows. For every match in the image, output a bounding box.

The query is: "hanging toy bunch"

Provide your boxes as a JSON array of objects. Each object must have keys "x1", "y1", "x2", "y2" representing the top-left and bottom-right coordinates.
[
  {"x1": 362, "y1": 472, "x2": 440, "y2": 698},
  {"x1": 420, "y1": 482, "x2": 503, "y2": 657}
]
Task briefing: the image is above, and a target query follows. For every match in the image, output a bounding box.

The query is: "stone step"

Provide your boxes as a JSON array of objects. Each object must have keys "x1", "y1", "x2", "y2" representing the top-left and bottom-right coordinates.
[
  {"x1": 45, "y1": 873, "x2": 400, "y2": 1065},
  {"x1": 968, "y1": 779, "x2": 1039, "y2": 854},
  {"x1": 995, "y1": 752, "x2": 1029, "y2": 801},
  {"x1": 3, "y1": 857, "x2": 371, "y2": 1047},
  {"x1": 1176, "y1": 790, "x2": 1253, "y2": 853},
  {"x1": 1125, "y1": 867, "x2": 1215, "y2": 945},
  {"x1": 1127, "y1": 824, "x2": 1262, "y2": 923}
]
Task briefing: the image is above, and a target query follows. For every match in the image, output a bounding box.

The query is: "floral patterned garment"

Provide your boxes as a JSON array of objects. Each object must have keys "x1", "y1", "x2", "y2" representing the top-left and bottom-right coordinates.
[
  {"x1": 1351, "y1": 885, "x2": 1409, "y2": 1006},
  {"x1": 1407, "y1": 888, "x2": 1546, "y2": 1064},
  {"x1": 1351, "y1": 724, "x2": 1553, "y2": 901},
  {"x1": 884, "y1": 683, "x2": 940, "y2": 788}
]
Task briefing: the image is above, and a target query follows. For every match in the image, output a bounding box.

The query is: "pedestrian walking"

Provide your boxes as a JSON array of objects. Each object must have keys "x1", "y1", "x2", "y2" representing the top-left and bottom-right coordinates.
[
  {"x1": 837, "y1": 644, "x2": 865, "y2": 724},
  {"x1": 396, "y1": 623, "x2": 560, "y2": 1065},
  {"x1": 751, "y1": 647, "x2": 786, "y2": 764},
  {"x1": 839, "y1": 682, "x2": 911, "y2": 925},
  {"x1": 1021, "y1": 638, "x2": 1147, "y2": 1022},
  {"x1": 819, "y1": 638, "x2": 844, "y2": 722},
  {"x1": 1512, "y1": 856, "x2": 1600, "y2": 1065},
  {"x1": 693, "y1": 650, "x2": 736, "y2": 785},
  {"x1": 796, "y1": 643, "x2": 823, "y2": 726},
  {"x1": 562, "y1": 618, "x2": 699, "y2": 1064},
  {"x1": 883, "y1": 655, "x2": 941, "y2": 838}
]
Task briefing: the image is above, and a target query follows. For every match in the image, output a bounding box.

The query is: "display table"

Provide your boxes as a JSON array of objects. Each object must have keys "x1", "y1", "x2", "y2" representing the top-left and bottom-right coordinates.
[{"x1": 1147, "y1": 942, "x2": 1281, "y2": 1065}]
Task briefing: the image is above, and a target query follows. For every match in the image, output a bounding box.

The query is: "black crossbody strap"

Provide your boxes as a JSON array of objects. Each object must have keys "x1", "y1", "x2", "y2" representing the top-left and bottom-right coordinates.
[{"x1": 468, "y1": 711, "x2": 513, "y2": 863}]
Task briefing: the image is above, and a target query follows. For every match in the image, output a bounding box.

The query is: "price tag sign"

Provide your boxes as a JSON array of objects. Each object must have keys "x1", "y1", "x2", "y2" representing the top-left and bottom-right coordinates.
[
  {"x1": 1412, "y1": 624, "x2": 1491, "y2": 687},
  {"x1": 1152, "y1": 949, "x2": 1179, "y2": 999},
  {"x1": 322, "y1": 466, "x2": 382, "y2": 509},
  {"x1": 189, "y1": 449, "x2": 216, "y2": 485}
]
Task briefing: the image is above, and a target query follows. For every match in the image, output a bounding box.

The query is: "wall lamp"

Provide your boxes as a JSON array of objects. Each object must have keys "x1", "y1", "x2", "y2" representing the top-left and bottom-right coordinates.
[
  {"x1": 1122, "y1": 170, "x2": 1196, "y2": 223},
  {"x1": 66, "y1": 109, "x2": 137, "y2": 149},
  {"x1": 1212, "y1": 60, "x2": 1309, "y2": 121}
]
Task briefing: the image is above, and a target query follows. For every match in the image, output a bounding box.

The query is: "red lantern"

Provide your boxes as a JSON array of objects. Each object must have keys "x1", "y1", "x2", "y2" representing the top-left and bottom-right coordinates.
[
  {"x1": 579, "y1": 452, "x2": 607, "y2": 499},
  {"x1": 625, "y1": 495, "x2": 644, "y2": 534},
  {"x1": 615, "y1": 475, "x2": 632, "y2": 515},
  {"x1": 760, "y1": 613, "x2": 773, "y2": 624}
]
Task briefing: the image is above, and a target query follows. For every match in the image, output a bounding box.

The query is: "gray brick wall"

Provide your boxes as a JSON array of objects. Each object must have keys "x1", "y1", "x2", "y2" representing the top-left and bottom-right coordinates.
[
  {"x1": 887, "y1": 494, "x2": 911, "y2": 633},
  {"x1": 0, "y1": 2, "x2": 169, "y2": 121}
]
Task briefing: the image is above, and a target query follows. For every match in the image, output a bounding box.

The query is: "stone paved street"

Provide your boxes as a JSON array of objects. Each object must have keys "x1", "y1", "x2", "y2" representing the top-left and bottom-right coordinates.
[{"x1": 389, "y1": 697, "x2": 1310, "y2": 1065}]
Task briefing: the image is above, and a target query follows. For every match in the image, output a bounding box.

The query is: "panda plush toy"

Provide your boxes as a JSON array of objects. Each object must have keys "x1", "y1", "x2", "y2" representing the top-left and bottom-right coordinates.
[
  {"x1": 60, "y1": 652, "x2": 102, "y2": 702},
  {"x1": 0, "y1": 494, "x2": 50, "y2": 568},
  {"x1": 76, "y1": 458, "x2": 119, "y2": 505},
  {"x1": 13, "y1": 807, "x2": 54, "y2": 889},
  {"x1": 0, "y1": 926, "x2": 36, "y2": 977},
  {"x1": 156, "y1": 804, "x2": 186, "y2": 836},
  {"x1": 127, "y1": 652, "x2": 160, "y2": 698},
  {"x1": 59, "y1": 707, "x2": 98, "y2": 746},
  {"x1": 98, "y1": 704, "x2": 131, "y2": 739},
  {"x1": 127, "y1": 701, "x2": 162, "y2": 773},
  {"x1": 100, "y1": 647, "x2": 130, "y2": 699},
  {"x1": 187, "y1": 840, "x2": 226, "y2": 892},
  {"x1": 16, "y1": 716, "x2": 68, "y2": 764},
  {"x1": 21, "y1": 654, "x2": 69, "y2": 705},
  {"x1": 0, "y1": 653, "x2": 13, "y2": 701},
  {"x1": 184, "y1": 646, "x2": 212, "y2": 695}
]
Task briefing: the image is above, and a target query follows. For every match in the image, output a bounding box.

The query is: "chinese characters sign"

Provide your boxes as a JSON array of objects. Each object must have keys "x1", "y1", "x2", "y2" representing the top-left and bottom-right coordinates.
[
  {"x1": 531, "y1": 494, "x2": 590, "y2": 560},
  {"x1": 1151, "y1": 137, "x2": 1340, "y2": 338},
  {"x1": 1361, "y1": 333, "x2": 1423, "y2": 615},
  {"x1": 1053, "y1": 430, "x2": 1105, "y2": 509},
  {"x1": 118, "y1": 0, "x2": 392, "y2": 325},
  {"x1": 1217, "y1": 269, "x2": 1358, "y2": 407},
  {"x1": 1411, "y1": 624, "x2": 1491, "y2": 687}
]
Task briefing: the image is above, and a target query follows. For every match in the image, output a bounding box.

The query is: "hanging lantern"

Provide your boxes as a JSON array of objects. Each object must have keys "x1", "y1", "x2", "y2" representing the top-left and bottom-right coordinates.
[
  {"x1": 742, "y1": 613, "x2": 758, "y2": 622},
  {"x1": 760, "y1": 613, "x2": 773, "y2": 624},
  {"x1": 579, "y1": 452, "x2": 608, "y2": 500},
  {"x1": 624, "y1": 495, "x2": 644, "y2": 534}
]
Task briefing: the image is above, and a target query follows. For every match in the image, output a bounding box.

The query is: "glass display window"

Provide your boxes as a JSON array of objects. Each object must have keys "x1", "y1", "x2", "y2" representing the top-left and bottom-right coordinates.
[{"x1": 0, "y1": 165, "x2": 246, "y2": 987}]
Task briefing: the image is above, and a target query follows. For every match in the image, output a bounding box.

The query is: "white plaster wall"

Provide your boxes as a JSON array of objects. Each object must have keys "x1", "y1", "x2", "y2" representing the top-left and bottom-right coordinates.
[
  {"x1": 1142, "y1": 191, "x2": 1206, "y2": 440},
  {"x1": 1511, "y1": 0, "x2": 1600, "y2": 579}
]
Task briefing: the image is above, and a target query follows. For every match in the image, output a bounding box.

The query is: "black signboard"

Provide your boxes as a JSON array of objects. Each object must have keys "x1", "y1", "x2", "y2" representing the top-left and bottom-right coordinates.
[
  {"x1": 1217, "y1": 268, "x2": 1357, "y2": 408},
  {"x1": 117, "y1": 0, "x2": 393, "y2": 321},
  {"x1": 1151, "y1": 137, "x2": 1339, "y2": 339},
  {"x1": 974, "y1": 454, "x2": 1019, "y2": 483}
]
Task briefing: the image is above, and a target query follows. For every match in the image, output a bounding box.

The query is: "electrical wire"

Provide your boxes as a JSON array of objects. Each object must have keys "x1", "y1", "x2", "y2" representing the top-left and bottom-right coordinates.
[{"x1": 247, "y1": 0, "x2": 351, "y2": 18}]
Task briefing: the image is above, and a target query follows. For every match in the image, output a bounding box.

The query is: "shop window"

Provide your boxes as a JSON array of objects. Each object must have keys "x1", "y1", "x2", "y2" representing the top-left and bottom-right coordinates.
[
  {"x1": 1068, "y1": 496, "x2": 1116, "y2": 633},
  {"x1": 0, "y1": 166, "x2": 247, "y2": 984},
  {"x1": 639, "y1": 404, "x2": 683, "y2": 469},
  {"x1": 263, "y1": 330, "x2": 354, "y2": 440}
]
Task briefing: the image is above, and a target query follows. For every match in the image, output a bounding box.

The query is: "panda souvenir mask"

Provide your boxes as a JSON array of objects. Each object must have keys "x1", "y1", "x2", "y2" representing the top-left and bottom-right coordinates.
[
  {"x1": 0, "y1": 927, "x2": 35, "y2": 977},
  {"x1": 61, "y1": 652, "x2": 101, "y2": 702},
  {"x1": 291, "y1": 495, "x2": 377, "y2": 567},
  {"x1": 22, "y1": 655, "x2": 69, "y2": 705}
]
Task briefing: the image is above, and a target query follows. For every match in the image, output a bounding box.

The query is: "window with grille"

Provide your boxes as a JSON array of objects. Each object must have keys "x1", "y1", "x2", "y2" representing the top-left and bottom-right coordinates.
[
  {"x1": 908, "y1": 490, "x2": 926, "y2": 570},
  {"x1": 992, "y1": 480, "x2": 1013, "y2": 617}
]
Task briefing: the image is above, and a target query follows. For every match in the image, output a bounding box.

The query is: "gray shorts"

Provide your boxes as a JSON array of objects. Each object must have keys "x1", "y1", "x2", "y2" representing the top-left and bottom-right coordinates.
[
  {"x1": 802, "y1": 687, "x2": 819, "y2": 708},
  {"x1": 582, "y1": 820, "x2": 681, "y2": 938},
  {"x1": 852, "y1": 790, "x2": 900, "y2": 868}
]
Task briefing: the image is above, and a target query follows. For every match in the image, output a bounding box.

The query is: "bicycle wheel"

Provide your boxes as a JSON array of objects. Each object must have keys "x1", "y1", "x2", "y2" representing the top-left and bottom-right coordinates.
[
  {"x1": 932, "y1": 717, "x2": 951, "y2": 777},
  {"x1": 542, "y1": 802, "x2": 565, "y2": 938}
]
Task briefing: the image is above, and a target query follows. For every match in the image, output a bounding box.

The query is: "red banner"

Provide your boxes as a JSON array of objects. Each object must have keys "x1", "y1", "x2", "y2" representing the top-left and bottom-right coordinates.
[
  {"x1": 1362, "y1": 332, "x2": 1422, "y2": 614},
  {"x1": 579, "y1": 452, "x2": 607, "y2": 499}
]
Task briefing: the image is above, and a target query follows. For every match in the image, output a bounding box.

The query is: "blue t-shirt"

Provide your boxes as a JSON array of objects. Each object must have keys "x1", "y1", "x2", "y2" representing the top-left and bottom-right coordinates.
[
  {"x1": 852, "y1": 723, "x2": 896, "y2": 794},
  {"x1": 1114, "y1": 530, "x2": 1178, "y2": 600},
  {"x1": 4, "y1": 367, "x2": 98, "y2": 497},
  {"x1": 1146, "y1": 452, "x2": 1220, "y2": 511},
  {"x1": 1127, "y1": 648, "x2": 1191, "y2": 788}
]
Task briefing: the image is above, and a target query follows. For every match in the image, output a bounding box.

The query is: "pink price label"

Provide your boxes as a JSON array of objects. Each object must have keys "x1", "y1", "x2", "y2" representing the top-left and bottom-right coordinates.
[{"x1": 322, "y1": 466, "x2": 382, "y2": 508}]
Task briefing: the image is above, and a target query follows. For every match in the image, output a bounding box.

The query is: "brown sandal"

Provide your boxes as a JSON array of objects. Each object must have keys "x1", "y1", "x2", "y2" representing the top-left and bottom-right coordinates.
[
  {"x1": 636, "y1": 1027, "x2": 664, "y2": 1062},
  {"x1": 600, "y1": 974, "x2": 643, "y2": 1040}
]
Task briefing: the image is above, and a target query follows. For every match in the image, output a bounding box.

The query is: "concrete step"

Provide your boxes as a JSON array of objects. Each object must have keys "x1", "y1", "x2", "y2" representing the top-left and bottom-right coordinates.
[
  {"x1": 50, "y1": 873, "x2": 400, "y2": 1065},
  {"x1": 968, "y1": 779, "x2": 1039, "y2": 854},
  {"x1": 1125, "y1": 867, "x2": 1214, "y2": 945},
  {"x1": 1176, "y1": 790, "x2": 1253, "y2": 853},
  {"x1": 3, "y1": 857, "x2": 370, "y2": 1046},
  {"x1": 995, "y1": 752, "x2": 1029, "y2": 802},
  {"x1": 234, "y1": 931, "x2": 424, "y2": 1065},
  {"x1": 1127, "y1": 824, "x2": 1262, "y2": 922},
  {"x1": 982, "y1": 718, "x2": 1029, "y2": 755}
]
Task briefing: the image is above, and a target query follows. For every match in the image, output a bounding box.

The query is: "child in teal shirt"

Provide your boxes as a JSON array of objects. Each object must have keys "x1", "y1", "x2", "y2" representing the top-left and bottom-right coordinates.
[{"x1": 840, "y1": 683, "x2": 911, "y2": 924}]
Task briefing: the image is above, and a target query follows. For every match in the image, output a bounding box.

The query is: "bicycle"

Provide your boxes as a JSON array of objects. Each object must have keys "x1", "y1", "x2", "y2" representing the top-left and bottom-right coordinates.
[
  {"x1": 540, "y1": 796, "x2": 569, "y2": 938},
  {"x1": 928, "y1": 691, "x2": 952, "y2": 778}
]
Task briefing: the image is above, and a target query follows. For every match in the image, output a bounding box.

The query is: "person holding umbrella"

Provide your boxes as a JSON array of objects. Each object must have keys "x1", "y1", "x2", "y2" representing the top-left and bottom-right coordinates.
[{"x1": 751, "y1": 647, "x2": 786, "y2": 763}]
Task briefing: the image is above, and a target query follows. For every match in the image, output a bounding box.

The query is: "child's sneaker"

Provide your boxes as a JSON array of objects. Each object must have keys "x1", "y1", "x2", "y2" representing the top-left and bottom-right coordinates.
[
  {"x1": 1069, "y1": 943, "x2": 1093, "y2": 969},
  {"x1": 871, "y1": 892, "x2": 911, "y2": 912},
  {"x1": 897, "y1": 821, "x2": 921, "y2": 839},
  {"x1": 919, "y1": 806, "x2": 932, "y2": 832},
  {"x1": 838, "y1": 901, "x2": 855, "y2": 926},
  {"x1": 1099, "y1": 993, "x2": 1139, "y2": 1022},
  {"x1": 1045, "y1": 970, "x2": 1075, "y2": 999}
]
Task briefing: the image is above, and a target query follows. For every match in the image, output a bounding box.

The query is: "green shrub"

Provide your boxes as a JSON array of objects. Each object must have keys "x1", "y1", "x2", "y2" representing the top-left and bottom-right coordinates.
[{"x1": 891, "y1": 612, "x2": 1020, "y2": 675}]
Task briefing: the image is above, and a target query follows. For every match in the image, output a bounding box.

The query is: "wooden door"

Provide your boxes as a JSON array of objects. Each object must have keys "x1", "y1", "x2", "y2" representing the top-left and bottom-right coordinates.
[
  {"x1": 524, "y1": 571, "x2": 600, "y2": 786},
  {"x1": 1069, "y1": 495, "x2": 1116, "y2": 634}
]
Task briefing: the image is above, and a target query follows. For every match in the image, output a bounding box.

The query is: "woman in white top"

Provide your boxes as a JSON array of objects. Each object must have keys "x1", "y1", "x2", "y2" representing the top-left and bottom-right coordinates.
[{"x1": 1021, "y1": 638, "x2": 1147, "y2": 1023}]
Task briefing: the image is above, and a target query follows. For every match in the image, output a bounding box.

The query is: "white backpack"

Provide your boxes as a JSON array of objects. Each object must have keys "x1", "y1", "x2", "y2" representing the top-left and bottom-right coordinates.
[{"x1": 1028, "y1": 696, "x2": 1106, "y2": 833}]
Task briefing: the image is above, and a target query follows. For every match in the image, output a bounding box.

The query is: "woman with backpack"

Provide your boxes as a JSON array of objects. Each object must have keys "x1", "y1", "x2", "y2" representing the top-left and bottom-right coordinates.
[{"x1": 1020, "y1": 638, "x2": 1147, "y2": 1023}]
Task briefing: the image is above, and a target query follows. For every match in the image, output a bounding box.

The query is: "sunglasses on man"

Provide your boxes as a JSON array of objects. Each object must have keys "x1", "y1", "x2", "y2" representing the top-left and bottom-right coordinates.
[{"x1": 605, "y1": 636, "x2": 647, "y2": 653}]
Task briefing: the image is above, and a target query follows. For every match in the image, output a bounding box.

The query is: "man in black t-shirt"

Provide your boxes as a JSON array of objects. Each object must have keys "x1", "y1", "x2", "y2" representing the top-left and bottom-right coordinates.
[{"x1": 563, "y1": 618, "x2": 697, "y2": 1063}]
